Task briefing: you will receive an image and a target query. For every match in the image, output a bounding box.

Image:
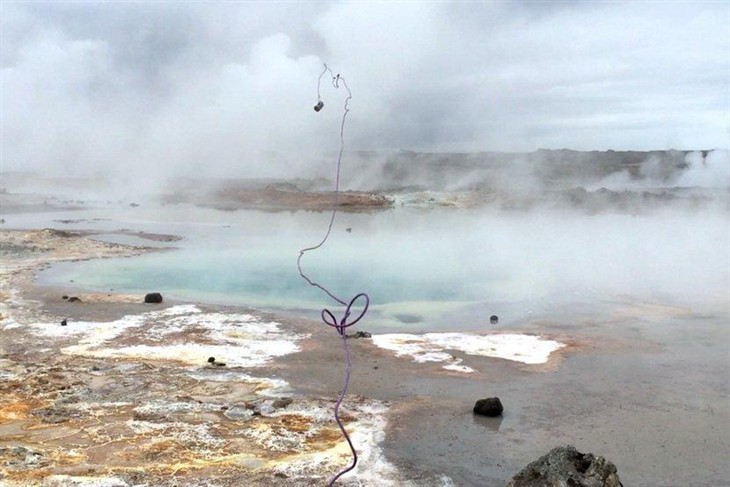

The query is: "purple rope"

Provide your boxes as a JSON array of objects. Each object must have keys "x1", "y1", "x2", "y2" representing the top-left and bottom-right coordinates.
[{"x1": 297, "y1": 64, "x2": 370, "y2": 486}]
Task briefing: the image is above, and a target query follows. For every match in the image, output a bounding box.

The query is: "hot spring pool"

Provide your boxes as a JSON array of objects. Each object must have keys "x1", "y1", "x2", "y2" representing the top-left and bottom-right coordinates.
[{"x1": 36, "y1": 205, "x2": 730, "y2": 331}]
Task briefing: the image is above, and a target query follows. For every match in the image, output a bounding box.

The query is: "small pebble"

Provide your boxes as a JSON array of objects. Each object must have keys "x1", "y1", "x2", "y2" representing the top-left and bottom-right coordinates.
[
  {"x1": 207, "y1": 357, "x2": 216, "y2": 363},
  {"x1": 60, "y1": 319, "x2": 67, "y2": 326}
]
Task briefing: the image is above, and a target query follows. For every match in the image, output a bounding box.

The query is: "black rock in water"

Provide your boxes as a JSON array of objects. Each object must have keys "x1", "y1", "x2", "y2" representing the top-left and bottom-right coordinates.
[
  {"x1": 490, "y1": 315, "x2": 499, "y2": 324},
  {"x1": 473, "y1": 397, "x2": 503, "y2": 417},
  {"x1": 207, "y1": 357, "x2": 216, "y2": 364},
  {"x1": 351, "y1": 330, "x2": 372, "y2": 338},
  {"x1": 60, "y1": 319, "x2": 67, "y2": 326},
  {"x1": 144, "y1": 292, "x2": 163, "y2": 304},
  {"x1": 506, "y1": 445, "x2": 623, "y2": 487},
  {"x1": 62, "y1": 295, "x2": 69, "y2": 300},
  {"x1": 67, "y1": 296, "x2": 81, "y2": 302}
]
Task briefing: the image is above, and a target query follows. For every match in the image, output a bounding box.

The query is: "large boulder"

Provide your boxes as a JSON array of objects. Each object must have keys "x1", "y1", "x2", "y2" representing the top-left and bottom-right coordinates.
[{"x1": 506, "y1": 445, "x2": 623, "y2": 487}]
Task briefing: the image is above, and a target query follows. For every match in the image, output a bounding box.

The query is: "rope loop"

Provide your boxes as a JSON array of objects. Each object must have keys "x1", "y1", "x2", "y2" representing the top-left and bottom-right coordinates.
[{"x1": 322, "y1": 293, "x2": 370, "y2": 336}]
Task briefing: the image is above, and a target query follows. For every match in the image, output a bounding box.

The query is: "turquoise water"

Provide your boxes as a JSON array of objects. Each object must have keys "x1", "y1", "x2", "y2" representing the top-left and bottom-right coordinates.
[{"x1": 35, "y1": 205, "x2": 730, "y2": 331}]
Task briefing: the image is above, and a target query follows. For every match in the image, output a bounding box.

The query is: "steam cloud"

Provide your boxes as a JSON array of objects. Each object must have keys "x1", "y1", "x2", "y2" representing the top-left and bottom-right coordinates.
[{"x1": 1, "y1": 1, "x2": 728, "y2": 185}]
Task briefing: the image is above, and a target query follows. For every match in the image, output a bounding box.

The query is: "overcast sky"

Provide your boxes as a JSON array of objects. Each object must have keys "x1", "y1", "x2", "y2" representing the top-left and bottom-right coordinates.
[{"x1": 1, "y1": 1, "x2": 729, "y2": 178}]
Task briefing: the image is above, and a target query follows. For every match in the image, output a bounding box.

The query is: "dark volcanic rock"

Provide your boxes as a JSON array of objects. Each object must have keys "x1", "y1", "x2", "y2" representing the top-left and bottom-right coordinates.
[
  {"x1": 144, "y1": 292, "x2": 163, "y2": 304},
  {"x1": 506, "y1": 445, "x2": 623, "y2": 487},
  {"x1": 473, "y1": 397, "x2": 503, "y2": 417},
  {"x1": 67, "y1": 296, "x2": 81, "y2": 302},
  {"x1": 60, "y1": 319, "x2": 67, "y2": 326},
  {"x1": 490, "y1": 315, "x2": 499, "y2": 324}
]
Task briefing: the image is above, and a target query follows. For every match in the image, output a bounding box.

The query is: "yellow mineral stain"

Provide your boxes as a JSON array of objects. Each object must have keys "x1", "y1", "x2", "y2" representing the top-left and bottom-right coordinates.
[
  {"x1": 0, "y1": 400, "x2": 46, "y2": 422},
  {"x1": 307, "y1": 425, "x2": 345, "y2": 447},
  {"x1": 276, "y1": 414, "x2": 313, "y2": 433}
]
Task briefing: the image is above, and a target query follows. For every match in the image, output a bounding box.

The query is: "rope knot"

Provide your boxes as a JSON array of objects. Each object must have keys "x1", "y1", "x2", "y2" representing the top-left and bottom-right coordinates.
[{"x1": 321, "y1": 293, "x2": 370, "y2": 336}]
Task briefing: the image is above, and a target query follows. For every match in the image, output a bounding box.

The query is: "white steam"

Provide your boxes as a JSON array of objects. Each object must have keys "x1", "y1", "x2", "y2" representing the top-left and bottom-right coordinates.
[{"x1": 1, "y1": 1, "x2": 728, "y2": 187}]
